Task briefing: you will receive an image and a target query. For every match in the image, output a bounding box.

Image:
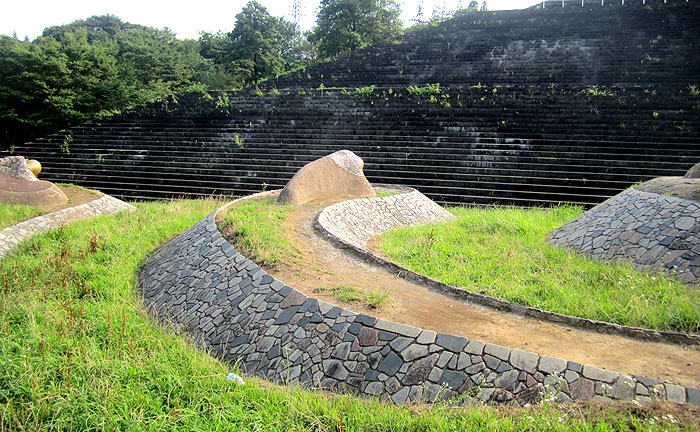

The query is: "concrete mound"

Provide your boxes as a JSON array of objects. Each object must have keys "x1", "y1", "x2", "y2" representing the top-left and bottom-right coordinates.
[
  {"x1": 0, "y1": 156, "x2": 67, "y2": 208},
  {"x1": 278, "y1": 150, "x2": 375, "y2": 205}
]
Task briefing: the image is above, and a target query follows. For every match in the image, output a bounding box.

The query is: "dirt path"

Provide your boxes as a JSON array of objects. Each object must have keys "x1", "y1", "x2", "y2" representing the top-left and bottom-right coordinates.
[{"x1": 261, "y1": 201, "x2": 700, "y2": 389}]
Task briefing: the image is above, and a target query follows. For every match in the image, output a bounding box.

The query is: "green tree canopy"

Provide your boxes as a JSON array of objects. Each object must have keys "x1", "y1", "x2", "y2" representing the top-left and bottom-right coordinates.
[
  {"x1": 310, "y1": 0, "x2": 403, "y2": 58},
  {"x1": 229, "y1": 1, "x2": 285, "y2": 86}
]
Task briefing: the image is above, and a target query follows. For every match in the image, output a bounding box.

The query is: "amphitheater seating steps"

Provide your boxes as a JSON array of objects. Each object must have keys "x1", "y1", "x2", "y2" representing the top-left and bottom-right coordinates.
[{"x1": 7, "y1": 1, "x2": 700, "y2": 206}]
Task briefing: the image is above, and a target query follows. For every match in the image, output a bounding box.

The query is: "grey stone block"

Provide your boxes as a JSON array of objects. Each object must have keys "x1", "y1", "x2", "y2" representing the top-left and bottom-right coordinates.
[
  {"x1": 377, "y1": 351, "x2": 403, "y2": 376},
  {"x1": 610, "y1": 375, "x2": 635, "y2": 400},
  {"x1": 457, "y1": 352, "x2": 472, "y2": 370},
  {"x1": 436, "y1": 351, "x2": 453, "y2": 368},
  {"x1": 332, "y1": 342, "x2": 352, "y2": 360},
  {"x1": 440, "y1": 371, "x2": 467, "y2": 391},
  {"x1": 375, "y1": 319, "x2": 421, "y2": 338},
  {"x1": 365, "y1": 381, "x2": 384, "y2": 396},
  {"x1": 634, "y1": 375, "x2": 661, "y2": 388},
  {"x1": 386, "y1": 377, "x2": 400, "y2": 394},
  {"x1": 378, "y1": 330, "x2": 397, "y2": 341},
  {"x1": 484, "y1": 343, "x2": 510, "y2": 361},
  {"x1": 495, "y1": 369, "x2": 520, "y2": 392},
  {"x1": 354, "y1": 314, "x2": 377, "y2": 327},
  {"x1": 582, "y1": 365, "x2": 618, "y2": 383},
  {"x1": 569, "y1": 378, "x2": 595, "y2": 400},
  {"x1": 538, "y1": 356, "x2": 567, "y2": 375},
  {"x1": 665, "y1": 383, "x2": 687, "y2": 404},
  {"x1": 464, "y1": 340, "x2": 485, "y2": 355},
  {"x1": 390, "y1": 337, "x2": 413, "y2": 352},
  {"x1": 687, "y1": 387, "x2": 700, "y2": 406},
  {"x1": 401, "y1": 344, "x2": 429, "y2": 362},
  {"x1": 436, "y1": 334, "x2": 468, "y2": 353},
  {"x1": 509, "y1": 349, "x2": 539, "y2": 374},
  {"x1": 564, "y1": 370, "x2": 579, "y2": 383},
  {"x1": 484, "y1": 354, "x2": 500, "y2": 370},
  {"x1": 323, "y1": 360, "x2": 348, "y2": 380},
  {"x1": 391, "y1": 387, "x2": 410, "y2": 405},
  {"x1": 416, "y1": 330, "x2": 437, "y2": 345},
  {"x1": 403, "y1": 354, "x2": 439, "y2": 386}
]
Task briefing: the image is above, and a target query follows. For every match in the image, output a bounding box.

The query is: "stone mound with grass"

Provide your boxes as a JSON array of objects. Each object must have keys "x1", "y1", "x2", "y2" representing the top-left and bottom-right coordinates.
[{"x1": 548, "y1": 167, "x2": 700, "y2": 286}]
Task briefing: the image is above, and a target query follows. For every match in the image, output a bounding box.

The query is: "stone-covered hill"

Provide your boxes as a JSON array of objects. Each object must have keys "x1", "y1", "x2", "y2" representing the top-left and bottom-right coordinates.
[{"x1": 9, "y1": 1, "x2": 700, "y2": 206}]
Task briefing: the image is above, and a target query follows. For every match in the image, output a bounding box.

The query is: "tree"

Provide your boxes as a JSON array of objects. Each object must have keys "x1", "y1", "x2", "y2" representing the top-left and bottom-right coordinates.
[
  {"x1": 42, "y1": 15, "x2": 141, "y2": 43},
  {"x1": 310, "y1": 0, "x2": 403, "y2": 58},
  {"x1": 0, "y1": 29, "x2": 122, "y2": 148},
  {"x1": 229, "y1": 1, "x2": 285, "y2": 86}
]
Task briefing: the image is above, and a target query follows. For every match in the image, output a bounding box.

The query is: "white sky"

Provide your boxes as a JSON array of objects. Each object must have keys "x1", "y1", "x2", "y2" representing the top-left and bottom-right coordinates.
[{"x1": 2, "y1": 0, "x2": 540, "y2": 41}]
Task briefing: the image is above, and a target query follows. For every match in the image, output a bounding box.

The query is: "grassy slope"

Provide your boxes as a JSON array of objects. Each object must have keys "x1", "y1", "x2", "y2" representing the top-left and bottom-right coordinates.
[
  {"x1": 0, "y1": 203, "x2": 44, "y2": 229},
  {"x1": 0, "y1": 199, "x2": 695, "y2": 430},
  {"x1": 379, "y1": 206, "x2": 700, "y2": 332},
  {"x1": 217, "y1": 197, "x2": 298, "y2": 268}
]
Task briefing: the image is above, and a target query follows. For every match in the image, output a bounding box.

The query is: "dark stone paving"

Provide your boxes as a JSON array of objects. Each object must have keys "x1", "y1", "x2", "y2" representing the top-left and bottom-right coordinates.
[{"x1": 139, "y1": 194, "x2": 699, "y2": 406}]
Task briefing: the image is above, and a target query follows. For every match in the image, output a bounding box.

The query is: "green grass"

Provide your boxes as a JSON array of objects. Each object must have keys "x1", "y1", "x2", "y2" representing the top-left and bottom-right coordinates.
[
  {"x1": 0, "y1": 199, "x2": 696, "y2": 430},
  {"x1": 0, "y1": 203, "x2": 44, "y2": 229},
  {"x1": 378, "y1": 205, "x2": 700, "y2": 332},
  {"x1": 217, "y1": 197, "x2": 298, "y2": 268},
  {"x1": 316, "y1": 285, "x2": 391, "y2": 309}
]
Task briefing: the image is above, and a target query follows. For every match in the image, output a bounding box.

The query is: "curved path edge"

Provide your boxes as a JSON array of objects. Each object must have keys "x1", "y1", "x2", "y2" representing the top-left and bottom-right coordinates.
[
  {"x1": 139, "y1": 191, "x2": 700, "y2": 407},
  {"x1": 0, "y1": 194, "x2": 137, "y2": 259},
  {"x1": 316, "y1": 187, "x2": 700, "y2": 346}
]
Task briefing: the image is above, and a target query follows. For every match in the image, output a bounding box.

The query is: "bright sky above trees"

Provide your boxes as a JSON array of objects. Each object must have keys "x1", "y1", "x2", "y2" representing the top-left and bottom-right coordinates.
[{"x1": 2, "y1": 0, "x2": 539, "y2": 41}]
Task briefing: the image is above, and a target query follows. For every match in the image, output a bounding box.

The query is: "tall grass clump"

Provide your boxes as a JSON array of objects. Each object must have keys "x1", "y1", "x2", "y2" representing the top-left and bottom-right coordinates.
[
  {"x1": 379, "y1": 205, "x2": 700, "y2": 332},
  {"x1": 0, "y1": 199, "x2": 695, "y2": 430},
  {"x1": 217, "y1": 197, "x2": 298, "y2": 268},
  {"x1": 0, "y1": 202, "x2": 44, "y2": 229}
]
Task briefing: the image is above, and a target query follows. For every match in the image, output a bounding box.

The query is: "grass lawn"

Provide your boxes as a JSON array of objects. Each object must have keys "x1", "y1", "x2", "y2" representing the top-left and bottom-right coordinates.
[
  {"x1": 378, "y1": 205, "x2": 700, "y2": 333},
  {"x1": 0, "y1": 198, "x2": 696, "y2": 430},
  {"x1": 217, "y1": 196, "x2": 299, "y2": 269},
  {"x1": 0, "y1": 203, "x2": 44, "y2": 229}
]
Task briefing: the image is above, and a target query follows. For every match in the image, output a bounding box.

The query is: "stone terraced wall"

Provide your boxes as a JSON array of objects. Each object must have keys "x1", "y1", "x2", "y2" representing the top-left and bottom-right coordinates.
[
  {"x1": 317, "y1": 187, "x2": 455, "y2": 249},
  {"x1": 548, "y1": 189, "x2": 700, "y2": 286},
  {"x1": 139, "y1": 191, "x2": 700, "y2": 406}
]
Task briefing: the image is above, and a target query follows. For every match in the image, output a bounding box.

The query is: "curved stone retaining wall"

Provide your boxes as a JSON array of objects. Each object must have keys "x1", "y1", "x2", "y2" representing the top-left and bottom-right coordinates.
[
  {"x1": 139, "y1": 193, "x2": 700, "y2": 406},
  {"x1": 318, "y1": 187, "x2": 455, "y2": 249},
  {"x1": 548, "y1": 189, "x2": 700, "y2": 286},
  {"x1": 0, "y1": 195, "x2": 136, "y2": 259}
]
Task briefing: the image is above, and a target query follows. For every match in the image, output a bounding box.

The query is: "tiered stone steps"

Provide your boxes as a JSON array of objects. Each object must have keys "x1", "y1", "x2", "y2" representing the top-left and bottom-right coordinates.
[{"x1": 8, "y1": 1, "x2": 700, "y2": 206}]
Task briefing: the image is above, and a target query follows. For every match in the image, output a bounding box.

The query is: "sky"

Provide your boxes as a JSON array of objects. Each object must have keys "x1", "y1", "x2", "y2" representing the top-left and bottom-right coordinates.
[{"x1": 1, "y1": 0, "x2": 540, "y2": 41}]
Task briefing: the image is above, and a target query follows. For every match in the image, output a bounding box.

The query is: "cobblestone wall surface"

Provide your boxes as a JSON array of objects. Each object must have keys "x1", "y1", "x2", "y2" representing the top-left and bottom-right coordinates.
[
  {"x1": 139, "y1": 193, "x2": 700, "y2": 406},
  {"x1": 548, "y1": 189, "x2": 700, "y2": 286},
  {"x1": 0, "y1": 195, "x2": 136, "y2": 259},
  {"x1": 318, "y1": 189, "x2": 455, "y2": 249}
]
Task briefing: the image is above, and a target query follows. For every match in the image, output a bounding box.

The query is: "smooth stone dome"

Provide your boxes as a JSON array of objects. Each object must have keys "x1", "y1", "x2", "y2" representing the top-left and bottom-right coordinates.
[{"x1": 278, "y1": 150, "x2": 375, "y2": 205}]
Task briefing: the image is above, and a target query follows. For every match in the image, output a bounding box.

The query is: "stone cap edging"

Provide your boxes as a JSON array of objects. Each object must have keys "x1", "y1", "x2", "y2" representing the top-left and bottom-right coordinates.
[
  {"x1": 0, "y1": 194, "x2": 137, "y2": 259},
  {"x1": 315, "y1": 191, "x2": 700, "y2": 346},
  {"x1": 317, "y1": 185, "x2": 455, "y2": 250},
  {"x1": 139, "y1": 196, "x2": 700, "y2": 406}
]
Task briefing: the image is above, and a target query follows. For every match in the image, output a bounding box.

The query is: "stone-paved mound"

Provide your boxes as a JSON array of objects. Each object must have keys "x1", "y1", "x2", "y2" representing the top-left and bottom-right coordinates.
[
  {"x1": 0, "y1": 171, "x2": 67, "y2": 208},
  {"x1": 547, "y1": 189, "x2": 700, "y2": 286}
]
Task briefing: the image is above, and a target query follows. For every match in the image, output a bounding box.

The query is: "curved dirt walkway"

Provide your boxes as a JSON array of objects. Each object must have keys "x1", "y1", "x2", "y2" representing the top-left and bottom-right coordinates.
[{"x1": 258, "y1": 201, "x2": 700, "y2": 389}]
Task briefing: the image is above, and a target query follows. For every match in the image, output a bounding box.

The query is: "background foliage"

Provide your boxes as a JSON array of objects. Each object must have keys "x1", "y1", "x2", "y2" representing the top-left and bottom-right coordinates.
[{"x1": 0, "y1": 0, "x2": 485, "y2": 150}]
